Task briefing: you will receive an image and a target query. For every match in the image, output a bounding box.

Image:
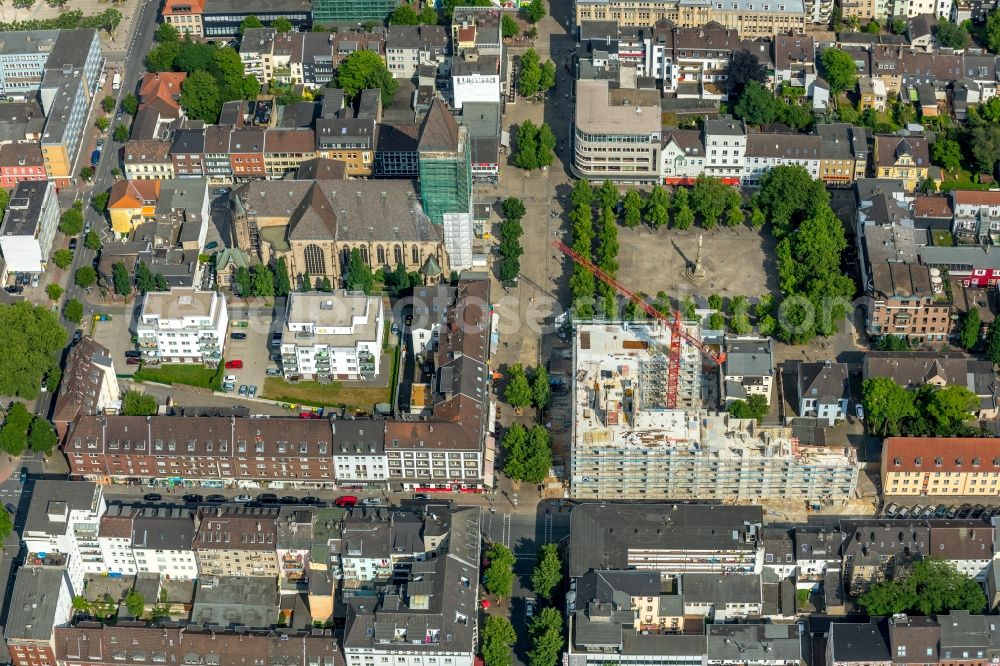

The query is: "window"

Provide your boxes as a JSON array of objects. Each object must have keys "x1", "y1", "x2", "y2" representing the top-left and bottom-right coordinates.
[{"x1": 304, "y1": 244, "x2": 326, "y2": 275}]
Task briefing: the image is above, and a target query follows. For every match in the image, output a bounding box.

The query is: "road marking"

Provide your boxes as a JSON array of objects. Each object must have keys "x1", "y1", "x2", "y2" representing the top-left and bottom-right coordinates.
[
  {"x1": 543, "y1": 513, "x2": 552, "y2": 544},
  {"x1": 502, "y1": 513, "x2": 512, "y2": 549}
]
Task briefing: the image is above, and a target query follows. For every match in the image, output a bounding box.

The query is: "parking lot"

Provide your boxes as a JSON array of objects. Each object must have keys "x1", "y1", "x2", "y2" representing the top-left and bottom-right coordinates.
[
  {"x1": 223, "y1": 302, "x2": 283, "y2": 398},
  {"x1": 880, "y1": 500, "x2": 1000, "y2": 521},
  {"x1": 92, "y1": 309, "x2": 140, "y2": 376}
]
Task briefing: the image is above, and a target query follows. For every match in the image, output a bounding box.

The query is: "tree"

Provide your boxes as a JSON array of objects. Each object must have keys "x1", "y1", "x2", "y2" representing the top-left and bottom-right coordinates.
[
  {"x1": 862, "y1": 377, "x2": 917, "y2": 436},
  {"x1": 501, "y1": 422, "x2": 528, "y2": 480},
  {"x1": 59, "y1": 203, "x2": 84, "y2": 235},
  {"x1": 483, "y1": 543, "x2": 515, "y2": 598},
  {"x1": 79, "y1": 167, "x2": 94, "y2": 182},
  {"x1": 571, "y1": 179, "x2": 594, "y2": 208},
  {"x1": 514, "y1": 120, "x2": 539, "y2": 170},
  {"x1": 518, "y1": 49, "x2": 542, "y2": 97},
  {"x1": 521, "y1": 0, "x2": 545, "y2": 22},
  {"x1": 644, "y1": 184, "x2": 669, "y2": 228},
  {"x1": 336, "y1": 50, "x2": 398, "y2": 105},
  {"x1": 865, "y1": 19, "x2": 880, "y2": 33},
  {"x1": 74, "y1": 266, "x2": 97, "y2": 288},
  {"x1": 64, "y1": 298, "x2": 83, "y2": 324},
  {"x1": 734, "y1": 81, "x2": 778, "y2": 125},
  {"x1": 959, "y1": 308, "x2": 981, "y2": 350},
  {"x1": 45, "y1": 283, "x2": 64, "y2": 301},
  {"x1": 113, "y1": 262, "x2": 132, "y2": 296},
  {"x1": 85, "y1": 231, "x2": 102, "y2": 251},
  {"x1": 726, "y1": 48, "x2": 767, "y2": 96},
  {"x1": 820, "y1": 48, "x2": 858, "y2": 92},
  {"x1": 539, "y1": 60, "x2": 556, "y2": 92},
  {"x1": 756, "y1": 165, "x2": 829, "y2": 235},
  {"x1": 122, "y1": 92, "x2": 139, "y2": 117},
  {"x1": 145, "y1": 41, "x2": 181, "y2": 71},
  {"x1": 122, "y1": 390, "x2": 158, "y2": 416},
  {"x1": 691, "y1": 176, "x2": 739, "y2": 229},
  {"x1": 501, "y1": 197, "x2": 526, "y2": 220},
  {"x1": 987, "y1": 320, "x2": 1000, "y2": 364},
  {"x1": 858, "y1": 559, "x2": 985, "y2": 616},
  {"x1": 536, "y1": 123, "x2": 555, "y2": 167},
  {"x1": 931, "y1": 138, "x2": 963, "y2": 174},
  {"x1": 271, "y1": 17, "x2": 293, "y2": 32},
  {"x1": 135, "y1": 262, "x2": 156, "y2": 294},
  {"x1": 0, "y1": 402, "x2": 32, "y2": 456},
  {"x1": 389, "y1": 4, "x2": 420, "y2": 23},
  {"x1": 345, "y1": 249, "x2": 375, "y2": 294},
  {"x1": 91, "y1": 191, "x2": 110, "y2": 214},
  {"x1": 251, "y1": 264, "x2": 274, "y2": 298},
  {"x1": 531, "y1": 365, "x2": 551, "y2": 411},
  {"x1": 155, "y1": 21, "x2": 179, "y2": 42},
  {"x1": 27, "y1": 416, "x2": 57, "y2": 455},
  {"x1": 708, "y1": 312, "x2": 725, "y2": 330},
  {"x1": 212, "y1": 46, "x2": 260, "y2": 100},
  {"x1": 498, "y1": 218, "x2": 523, "y2": 283},
  {"x1": 936, "y1": 19, "x2": 968, "y2": 48},
  {"x1": 749, "y1": 206, "x2": 766, "y2": 229},
  {"x1": 527, "y1": 608, "x2": 564, "y2": 666},
  {"x1": 728, "y1": 393, "x2": 769, "y2": 422},
  {"x1": 531, "y1": 543, "x2": 562, "y2": 600},
  {"x1": 708, "y1": 294, "x2": 723, "y2": 310},
  {"x1": 969, "y1": 124, "x2": 1000, "y2": 177},
  {"x1": 125, "y1": 590, "x2": 145, "y2": 618},
  {"x1": 273, "y1": 257, "x2": 291, "y2": 296},
  {"x1": 154, "y1": 272, "x2": 169, "y2": 292},
  {"x1": 596, "y1": 180, "x2": 619, "y2": 211},
  {"x1": 0, "y1": 507, "x2": 12, "y2": 541},
  {"x1": 988, "y1": 9, "x2": 1000, "y2": 52},
  {"x1": 419, "y1": 5, "x2": 439, "y2": 23},
  {"x1": 180, "y1": 70, "x2": 222, "y2": 123},
  {"x1": 52, "y1": 249, "x2": 74, "y2": 269},
  {"x1": 504, "y1": 363, "x2": 533, "y2": 408},
  {"x1": 111, "y1": 123, "x2": 128, "y2": 142},
  {"x1": 101, "y1": 95, "x2": 116, "y2": 113},
  {"x1": 522, "y1": 426, "x2": 551, "y2": 483},
  {"x1": 239, "y1": 14, "x2": 263, "y2": 35},
  {"x1": 95, "y1": 116, "x2": 109, "y2": 132},
  {"x1": 622, "y1": 189, "x2": 643, "y2": 228},
  {"x1": 482, "y1": 616, "x2": 517, "y2": 666},
  {"x1": 502, "y1": 14, "x2": 519, "y2": 37},
  {"x1": 876, "y1": 334, "x2": 910, "y2": 351},
  {"x1": 233, "y1": 265, "x2": 252, "y2": 297}
]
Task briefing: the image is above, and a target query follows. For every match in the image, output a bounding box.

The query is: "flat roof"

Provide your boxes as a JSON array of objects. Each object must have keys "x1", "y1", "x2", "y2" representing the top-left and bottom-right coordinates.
[
  {"x1": 0, "y1": 181, "x2": 50, "y2": 237},
  {"x1": 575, "y1": 79, "x2": 660, "y2": 135}
]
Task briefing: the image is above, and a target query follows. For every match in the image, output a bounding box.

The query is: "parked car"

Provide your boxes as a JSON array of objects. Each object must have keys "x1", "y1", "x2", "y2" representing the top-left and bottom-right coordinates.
[
  {"x1": 124, "y1": 350, "x2": 141, "y2": 358},
  {"x1": 301, "y1": 496, "x2": 323, "y2": 505},
  {"x1": 413, "y1": 493, "x2": 429, "y2": 501},
  {"x1": 30, "y1": 274, "x2": 38, "y2": 288},
  {"x1": 72, "y1": 329, "x2": 83, "y2": 343},
  {"x1": 362, "y1": 498, "x2": 382, "y2": 507},
  {"x1": 855, "y1": 404, "x2": 864, "y2": 419},
  {"x1": 920, "y1": 506, "x2": 934, "y2": 519},
  {"x1": 525, "y1": 599, "x2": 535, "y2": 620},
  {"x1": 256, "y1": 493, "x2": 278, "y2": 504},
  {"x1": 958, "y1": 503, "x2": 974, "y2": 518},
  {"x1": 225, "y1": 359, "x2": 243, "y2": 369},
  {"x1": 911, "y1": 504, "x2": 925, "y2": 518},
  {"x1": 223, "y1": 382, "x2": 235, "y2": 391},
  {"x1": 213, "y1": 188, "x2": 228, "y2": 195},
  {"x1": 266, "y1": 368, "x2": 281, "y2": 376},
  {"x1": 182, "y1": 494, "x2": 203, "y2": 503},
  {"x1": 4, "y1": 285, "x2": 21, "y2": 294},
  {"x1": 884, "y1": 503, "x2": 899, "y2": 517},
  {"x1": 334, "y1": 495, "x2": 357, "y2": 507},
  {"x1": 233, "y1": 494, "x2": 252, "y2": 503},
  {"x1": 68, "y1": 238, "x2": 77, "y2": 250},
  {"x1": 143, "y1": 493, "x2": 162, "y2": 502},
  {"x1": 205, "y1": 241, "x2": 219, "y2": 250},
  {"x1": 897, "y1": 505, "x2": 911, "y2": 518},
  {"x1": 126, "y1": 358, "x2": 141, "y2": 365},
  {"x1": 971, "y1": 504, "x2": 986, "y2": 519},
  {"x1": 205, "y1": 494, "x2": 226, "y2": 503},
  {"x1": 248, "y1": 385, "x2": 257, "y2": 398},
  {"x1": 299, "y1": 411, "x2": 320, "y2": 418},
  {"x1": 231, "y1": 332, "x2": 246, "y2": 341},
  {"x1": 946, "y1": 505, "x2": 960, "y2": 518},
  {"x1": 933, "y1": 504, "x2": 948, "y2": 518},
  {"x1": 279, "y1": 496, "x2": 299, "y2": 504},
  {"x1": 224, "y1": 375, "x2": 237, "y2": 384},
  {"x1": 238, "y1": 384, "x2": 248, "y2": 396},
  {"x1": 19, "y1": 468, "x2": 27, "y2": 484}
]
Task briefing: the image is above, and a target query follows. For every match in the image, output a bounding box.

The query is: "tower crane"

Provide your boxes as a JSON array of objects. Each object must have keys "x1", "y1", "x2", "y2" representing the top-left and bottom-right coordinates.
[{"x1": 552, "y1": 239, "x2": 726, "y2": 409}]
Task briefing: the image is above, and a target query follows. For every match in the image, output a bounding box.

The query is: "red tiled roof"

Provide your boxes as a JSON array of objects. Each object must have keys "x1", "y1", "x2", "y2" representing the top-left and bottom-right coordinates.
[
  {"x1": 139, "y1": 72, "x2": 186, "y2": 111},
  {"x1": 883, "y1": 437, "x2": 1000, "y2": 473},
  {"x1": 952, "y1": 190, "x2": 1000, "y2": 206}
]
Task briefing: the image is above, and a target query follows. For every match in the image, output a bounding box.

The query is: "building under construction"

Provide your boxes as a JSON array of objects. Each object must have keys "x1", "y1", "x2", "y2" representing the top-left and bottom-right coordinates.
[{"x1": 570, "y1": 322, "x2": 861, "y2": 501}]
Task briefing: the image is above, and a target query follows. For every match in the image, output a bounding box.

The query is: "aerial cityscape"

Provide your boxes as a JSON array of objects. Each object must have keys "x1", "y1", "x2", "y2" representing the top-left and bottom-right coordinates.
[{"x1": 1, "y1": 0, "x2": 1000, "y2": 664}]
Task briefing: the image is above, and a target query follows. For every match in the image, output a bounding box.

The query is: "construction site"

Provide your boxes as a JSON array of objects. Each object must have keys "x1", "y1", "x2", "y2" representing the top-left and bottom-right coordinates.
[{"x1": 569, "y1": 322, "x2": 863, "y2": 502}]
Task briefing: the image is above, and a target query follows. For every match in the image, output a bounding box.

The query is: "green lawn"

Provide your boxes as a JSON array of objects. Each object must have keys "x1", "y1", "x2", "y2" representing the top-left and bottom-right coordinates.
[
  {"x1": 263, "y1": 377, "x2": 390, "y2": 412},
  {"x1": 133, "y1": 363, "x2": 224, "y2": 390},
  {"x1": 931, "y1": 230, "x2": 954, "y2": 246}
]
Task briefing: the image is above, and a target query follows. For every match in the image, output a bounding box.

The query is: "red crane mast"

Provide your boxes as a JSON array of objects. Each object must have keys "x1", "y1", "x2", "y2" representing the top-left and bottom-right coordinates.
[{"x1": 552, "y1": 239, "x2": 726, "y2": 408}]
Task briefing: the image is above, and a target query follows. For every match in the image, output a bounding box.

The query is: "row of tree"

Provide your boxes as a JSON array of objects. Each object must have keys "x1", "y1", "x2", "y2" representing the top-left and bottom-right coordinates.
[
  {"x1": 497, "y1": 198, "x2": 525, "y2": 283},
  {"x1": 517, "y1": 49, "x2": 556, "y2": 98},
  {"x1": 513, "y1": 120, "x2": 556, "y2": 171},
  {"x1": 858, "y1": 559, "x2": 985, "y2": 616},
  {"x1": 500, "y1": 422, "x2": 551, "y2": 484},
  {"x1": 861, "y1": 378, "x2": 979, "y2": 437},
  {"x1": 0, "y1": 402, "x2": 57, "y2": 457}
]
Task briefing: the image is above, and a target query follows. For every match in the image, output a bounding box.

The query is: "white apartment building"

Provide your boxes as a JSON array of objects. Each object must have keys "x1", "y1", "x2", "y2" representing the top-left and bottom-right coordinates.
[
  {"x1": 280, "y1": 291, "x2": 384, "y2": 381},
  {"x1": 136, "y1": 288, "x2": 228, "y2": 364},
  {"x1": 97, "y1": 505, "x2": 139, "y2": 577},
  {"x1": 703, "y1": 117, "x2": 747, "y2": 183},
  {"x1": 951, "y1": 190, "x2": 1000, "y2": 241},
  {"x1": 722, "y1": 337, "x2": 775, "y2": 405},
  {"x1": 131, "y1": 508, "x2": 198, "y2": 580},
  {"x1": 408, "y1": 285, "x2": 457, "y2": 357},
  {"x1": 743, "y1": 133, "x2": 821, "y2": 186},
  {"x1": 661, "y1": 130, "x2": 707, "y2": 184},
  {"x1": 0, "y1": 181, "x2": 59, "y2": 273},
  {"x1": 451, "y1": 54, "x2": 501, "y2": 110},
  {"x1": 21, "y1": 481, "x2": 106, "y2": 594}
]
